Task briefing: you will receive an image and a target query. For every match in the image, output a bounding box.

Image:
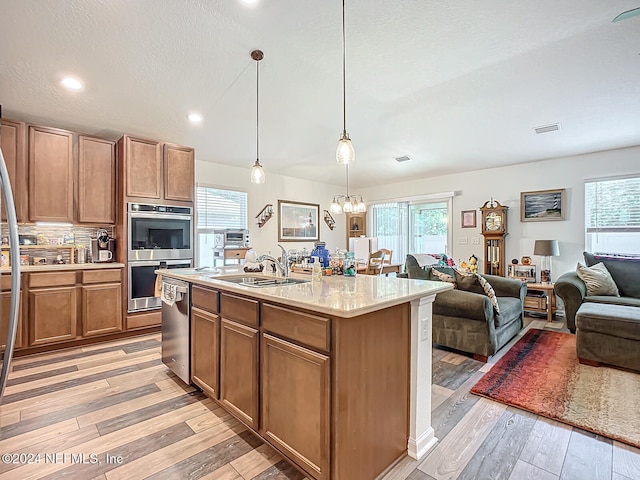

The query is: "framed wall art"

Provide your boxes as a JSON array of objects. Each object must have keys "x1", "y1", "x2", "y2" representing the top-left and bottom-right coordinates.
[
  {"x1": 278, "y1": 200, "x2": 320, "y2": 242},
  {"x1": 521, "y1": 188, "x2": 566, "y2": 222},
  {"x1": 461, "y1": 210, "x2": 477, "y2": 228}
]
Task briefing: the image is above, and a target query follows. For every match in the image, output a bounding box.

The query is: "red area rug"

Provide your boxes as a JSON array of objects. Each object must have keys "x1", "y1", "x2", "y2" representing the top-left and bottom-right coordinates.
[{"x1": 470, "y1": 328, "x2": 640, "y2": 448}]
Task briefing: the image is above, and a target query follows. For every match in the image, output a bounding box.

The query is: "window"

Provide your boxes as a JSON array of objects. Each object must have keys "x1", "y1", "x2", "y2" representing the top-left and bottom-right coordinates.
[
  {"x1": 585, "y1": 175, "x2": 640, "y2": 255},
  {"x1": 196, "y1": 185, "x2": 248, "y2": 265},
  {"x1": 369, "y1": 197, "x2": 451, "y2": 266}
]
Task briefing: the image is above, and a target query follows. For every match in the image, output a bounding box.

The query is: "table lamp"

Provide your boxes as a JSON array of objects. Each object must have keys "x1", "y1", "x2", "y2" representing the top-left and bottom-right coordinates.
[{"x1": 534, "y1": 240, "x2": 560, "y2": 283}]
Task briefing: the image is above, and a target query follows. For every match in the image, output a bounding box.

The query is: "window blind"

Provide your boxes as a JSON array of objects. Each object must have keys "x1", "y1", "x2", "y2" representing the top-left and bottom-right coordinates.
[
  {"x1": 585, "y1": 176, "x2": 640, "y2": 232},
  {"x1": 196, "y1": 186, "x2": 248, "y2": 231}
]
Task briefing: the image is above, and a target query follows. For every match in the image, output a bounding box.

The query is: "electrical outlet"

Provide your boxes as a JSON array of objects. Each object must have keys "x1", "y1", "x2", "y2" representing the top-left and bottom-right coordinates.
[
  {"x1": 421, "y1": 317, "x2": 429, "y2": 341},
  {"x1": 472, "y1": 237, "x2": 480, "y2": 245},
  {"x1": 458, "y1": 237, "x2": 468, "y2": 245}
]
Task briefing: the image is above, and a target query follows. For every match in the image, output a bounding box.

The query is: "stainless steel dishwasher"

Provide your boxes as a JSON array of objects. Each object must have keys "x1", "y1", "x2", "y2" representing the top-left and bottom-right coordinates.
[{"x1": 161, "y1": 277, "x2": 191, "y2": 384}]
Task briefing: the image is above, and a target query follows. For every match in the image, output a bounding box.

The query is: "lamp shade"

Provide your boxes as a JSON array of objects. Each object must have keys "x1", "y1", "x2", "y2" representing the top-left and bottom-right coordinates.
[{"x1": 533, "y1": 240, "x2": 560, "y2": 257}]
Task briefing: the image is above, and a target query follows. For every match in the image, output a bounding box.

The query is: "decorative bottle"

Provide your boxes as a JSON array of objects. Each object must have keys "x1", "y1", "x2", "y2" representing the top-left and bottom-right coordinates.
[{"x1": 312, "y1": 256, "x2": 322, "y2": 281}]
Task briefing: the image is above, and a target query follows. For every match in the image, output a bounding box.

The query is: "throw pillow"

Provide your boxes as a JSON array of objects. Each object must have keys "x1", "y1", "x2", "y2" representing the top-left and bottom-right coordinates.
[
  {"x1": 576, "y1": 262, "x2": 620, "y2": 296},
  {"x1": 431, "y1": 268, "x2": 457, "y2": 287},
  {"x1": 476, "y1": 275, "x2": 500, "y2": 314},
  {"x1": 453, "y1": 270, "x2": 485, "y2": 295}
]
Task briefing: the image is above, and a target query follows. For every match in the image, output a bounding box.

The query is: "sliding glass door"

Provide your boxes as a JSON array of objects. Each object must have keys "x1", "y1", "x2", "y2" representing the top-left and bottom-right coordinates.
[
  {"x1": 369, "y1": 198, "x2": 451, "y2": 266},
  {"x1": 409, "y1": 202, "x2": 449, "y2": 256}
]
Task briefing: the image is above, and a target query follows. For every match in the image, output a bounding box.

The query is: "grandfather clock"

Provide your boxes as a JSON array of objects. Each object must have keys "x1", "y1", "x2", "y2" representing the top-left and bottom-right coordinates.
[{"x1": 479, "y1": 199, "x2": 508, "y2": 276}]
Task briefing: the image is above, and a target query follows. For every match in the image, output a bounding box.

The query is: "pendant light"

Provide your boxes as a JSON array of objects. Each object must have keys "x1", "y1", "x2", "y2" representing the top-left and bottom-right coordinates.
[
  {"x1": 250, "y1": 49, "x2": 266, "y2": 184},
  {"x1": 329, "y1": 166, "x2": 366, "y2": 215},
  {"x1": 336, "y1": 0, "x2": 355, "y2": 165}
]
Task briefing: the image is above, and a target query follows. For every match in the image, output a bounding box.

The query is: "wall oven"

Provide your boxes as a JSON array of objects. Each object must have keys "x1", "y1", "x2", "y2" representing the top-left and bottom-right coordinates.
[
  {"x1": 128, "y1": 259, "x2": 192, "y2": 312},
  {"x1": 127, "y1": 202, "x2": 194, "y2": 312},
  {"x1": 128, "y1": 203, "x2": 193, "y2": 260}
]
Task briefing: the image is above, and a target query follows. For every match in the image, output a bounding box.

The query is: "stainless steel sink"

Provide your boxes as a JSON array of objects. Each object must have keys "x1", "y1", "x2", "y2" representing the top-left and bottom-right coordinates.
[{"x1": 213, "y1": 275, "x2": 309, "y2": 288}]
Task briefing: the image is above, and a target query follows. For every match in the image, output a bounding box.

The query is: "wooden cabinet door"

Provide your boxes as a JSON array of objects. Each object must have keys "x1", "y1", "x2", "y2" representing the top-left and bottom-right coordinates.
[
  {"x1": 29, "y1": 286, "x2": 77, "y2": 345},
  {"x1": 220, "y1": 318, "x2": 259, "y2": 430},
  {"x1": 81, "y1": 283, "x2": 122, "y2": 337},
  {"x1": 163, "y1": 143, "x2": 194, "y2": 202},
  {"x1": 1, "y1": 290, "x2": 24, "y2": 350},
  {"x1": 78, "y1": 136, "x2": 116, "y2": 224},
  {"x1": 124, "y1": 136, "x2": 161, "y2": 199},
  {"x1": 191, "y1": 306, "x2": 219, "y2": 399},
  {"x1": 28, "y1": 125, "x2": 74, "y2": 222},
  {"x1": 261, "y1": 333, "x2": 330, "y2": 480},
  {"x1": 0, "y1": 119, "x2": 26, "y2": 222}
]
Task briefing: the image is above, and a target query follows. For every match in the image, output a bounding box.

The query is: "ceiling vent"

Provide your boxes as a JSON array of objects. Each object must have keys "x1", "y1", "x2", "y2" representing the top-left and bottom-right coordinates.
[
  {"x1": 394, "y1": 155, "x2": 412, "y2": 163},
  {"x1": 534, "y1": 123, "x2": 561, "y2": 134}
]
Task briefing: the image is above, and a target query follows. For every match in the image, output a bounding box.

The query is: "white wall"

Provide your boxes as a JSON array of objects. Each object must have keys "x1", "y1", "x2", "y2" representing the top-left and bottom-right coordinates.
[
  {"x1": 360, "y1": 145, "x2": 640, "y2": 280},
  {"x1": 195, "y1": 161, "x2": 347, "y2": 261}
]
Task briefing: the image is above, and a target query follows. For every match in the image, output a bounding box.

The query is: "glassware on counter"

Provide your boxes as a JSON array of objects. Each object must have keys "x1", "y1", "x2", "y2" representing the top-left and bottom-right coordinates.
[{"x1": 343, "y1": 252, "x2": 356, "y2": 277}]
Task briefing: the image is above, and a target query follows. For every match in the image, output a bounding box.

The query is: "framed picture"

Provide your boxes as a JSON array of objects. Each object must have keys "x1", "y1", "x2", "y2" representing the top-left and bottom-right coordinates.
[
  {"x1": 521, "y1": 188, "x2": 566, "y2": 222},
  {"x1": 278, "y1": 200, "x2": 320, "y2": 242},
  {"x1": 461, "y1": 210, "x2": 477, "y2": 228}
]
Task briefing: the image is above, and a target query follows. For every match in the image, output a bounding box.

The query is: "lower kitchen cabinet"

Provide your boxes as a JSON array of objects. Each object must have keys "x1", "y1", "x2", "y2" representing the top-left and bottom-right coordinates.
[
  {"x1": 191, "y1": 306, "x2": 219, "y2": 399},
  {"x1": 29, "y1": 286, "x2": 78, "y2": 345},
  {"x1": 220, "y1": 318, "x2": 259, "y2": 430},
  {"x1": 261, "y1": 333, "x2": 330, "y2": 480},
  {"x1": 81, "y1": 283, "x2": 122, "y2": 336},
  {"x1": 1, "y1": 288, "x2": 24, "y2": 351}
]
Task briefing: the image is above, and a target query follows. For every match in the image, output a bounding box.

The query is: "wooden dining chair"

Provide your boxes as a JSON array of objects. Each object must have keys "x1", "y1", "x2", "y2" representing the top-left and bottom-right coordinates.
[
  {"x1": 365, "y1": 250, "x2": 386, "y2": 275},
  {"x1": 380, "y1": 248, "x2": 392, "y2": 265}
]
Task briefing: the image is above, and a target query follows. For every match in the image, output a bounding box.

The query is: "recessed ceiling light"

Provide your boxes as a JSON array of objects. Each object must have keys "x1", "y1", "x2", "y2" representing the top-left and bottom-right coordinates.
[
  {"x1": 61, "y1": 76, "x2": 84, "y2": 91},
  {"x1": 241, "y1": 0, "x2": 259, "y2": 5},
  {"x1": 187, "y1": 112, "x2": 203, "y2": 123}
]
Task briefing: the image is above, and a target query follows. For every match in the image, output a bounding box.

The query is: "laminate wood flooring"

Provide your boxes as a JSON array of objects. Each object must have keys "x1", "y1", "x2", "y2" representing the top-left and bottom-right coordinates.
[{"x1": 0, "y1": 317, "x2": 638, "y2": 480}]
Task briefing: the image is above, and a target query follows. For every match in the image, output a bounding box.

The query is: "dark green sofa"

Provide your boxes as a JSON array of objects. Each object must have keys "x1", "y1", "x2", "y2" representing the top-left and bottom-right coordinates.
[
  {"x1": 404, "y1": 254, "x2": 526, "y2": 361},
  {"x1": 554, "y1": 252, "x2": 640, "y2": 333}
]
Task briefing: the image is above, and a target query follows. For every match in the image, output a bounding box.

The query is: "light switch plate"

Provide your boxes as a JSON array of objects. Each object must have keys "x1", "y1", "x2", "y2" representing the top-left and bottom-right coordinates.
[
  {"x1": 472, "y1": 237, "x2": 480, "y2": 245},
  {"x1": 458, "y1": 237, "x2": 468, "y2": 245}
]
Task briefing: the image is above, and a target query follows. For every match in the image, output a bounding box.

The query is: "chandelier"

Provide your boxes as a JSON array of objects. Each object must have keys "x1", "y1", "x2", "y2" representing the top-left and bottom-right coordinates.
[
  {"x1": 336, "y1": 0, "x2": 354, "y2": 165},
  {"x1": 250, "y1": 49, "x2": 266, "y2": 184},
  {"x1": 329, "y1": 166, "x2": 365, "y2": 214}
]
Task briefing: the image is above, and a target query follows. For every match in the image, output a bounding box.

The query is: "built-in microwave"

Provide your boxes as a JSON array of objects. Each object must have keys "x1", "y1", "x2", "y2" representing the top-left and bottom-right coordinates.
[{"x1": 128, "y1": 203, "x2": 193, "y2": 261}]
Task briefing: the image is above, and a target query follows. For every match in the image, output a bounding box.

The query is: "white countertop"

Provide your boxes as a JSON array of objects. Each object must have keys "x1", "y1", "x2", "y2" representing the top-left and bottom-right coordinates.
[
  {"x1": 157, "y1": 266, "x2": 452, "y2": 318},
  {"x1": 1, "y1": 262, "x2": 125, "y2": 273}
]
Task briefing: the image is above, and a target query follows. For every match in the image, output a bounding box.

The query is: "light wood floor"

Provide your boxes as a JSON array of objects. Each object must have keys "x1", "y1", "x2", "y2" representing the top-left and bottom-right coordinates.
[{"x1": 0, "y1": 317, "x2": 638, "y2": 480}]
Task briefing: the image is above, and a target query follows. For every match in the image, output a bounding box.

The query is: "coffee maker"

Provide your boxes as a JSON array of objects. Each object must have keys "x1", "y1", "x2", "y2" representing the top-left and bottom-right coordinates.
[{"x1": 91, "y1": 229, "x2": 115, "y2": 263}]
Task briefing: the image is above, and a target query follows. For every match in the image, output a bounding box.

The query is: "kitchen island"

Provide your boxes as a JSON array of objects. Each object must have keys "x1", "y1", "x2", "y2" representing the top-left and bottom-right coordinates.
[{"x1": 158, "y1": 267, "x2": 452, "y2": 480}]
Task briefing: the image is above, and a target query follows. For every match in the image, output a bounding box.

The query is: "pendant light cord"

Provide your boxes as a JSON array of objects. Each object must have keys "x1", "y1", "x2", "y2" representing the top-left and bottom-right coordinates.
[
  {"x1": 346, "y1": 164, "x2": 350, "y2": 197},
  {"x1": 256, "y1": 56, "x2": 260, "y2": 162},
  {"x1": 342, "y1": 0, "x2": 347, "y2": 136}
]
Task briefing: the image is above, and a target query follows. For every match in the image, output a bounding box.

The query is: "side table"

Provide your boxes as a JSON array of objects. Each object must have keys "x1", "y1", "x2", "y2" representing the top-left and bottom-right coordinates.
[{"x1": 524, "y1": 282, "x2": 556, "y2": 323}]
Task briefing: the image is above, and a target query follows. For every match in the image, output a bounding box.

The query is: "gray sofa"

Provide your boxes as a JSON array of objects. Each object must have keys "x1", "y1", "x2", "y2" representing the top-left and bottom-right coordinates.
[
  {"x1": 404, "y1": 254, "x2": 526, "y2": 361},
  {"x1": 554, "y1": 252, "x2": 640, "y2": 333}
]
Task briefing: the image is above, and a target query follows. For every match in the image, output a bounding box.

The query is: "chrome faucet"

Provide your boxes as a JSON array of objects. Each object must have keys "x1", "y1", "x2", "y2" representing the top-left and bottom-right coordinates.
[{"x1": 257, "y1": 244, "x2": 289, "y2": 277}]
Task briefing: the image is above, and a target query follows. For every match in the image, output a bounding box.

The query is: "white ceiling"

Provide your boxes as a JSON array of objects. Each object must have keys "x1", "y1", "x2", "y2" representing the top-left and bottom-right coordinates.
[{"x1": 1, "y1": 1, "x2": 639, "y2": 188}]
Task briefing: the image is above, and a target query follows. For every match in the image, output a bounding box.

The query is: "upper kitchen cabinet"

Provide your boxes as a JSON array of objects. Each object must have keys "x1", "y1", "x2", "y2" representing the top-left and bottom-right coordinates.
[
  {"x1": 164, "y1": 143, "x2": 194, "y2": 202},
  {"x1": 78, "y1": 136, "x2": 116, "y2": 224},
  {"x1": 28, "y1": 125, "x2": 74, "y2": 222},
  {"x1": 118, "y1": 135, "x2": 194, "y2": 205},
  {"x1": 120, "y1": 135, "x2": 162, "y2": 200},
  {"x1": 0, "y1": 119, "x2": 27, "y2": 222}
]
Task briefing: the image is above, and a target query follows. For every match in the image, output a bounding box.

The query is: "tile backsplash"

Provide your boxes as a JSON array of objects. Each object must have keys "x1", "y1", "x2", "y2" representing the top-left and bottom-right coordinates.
[{"x1": 1, "y1": 224, "x2": 115, "y2": 265}]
